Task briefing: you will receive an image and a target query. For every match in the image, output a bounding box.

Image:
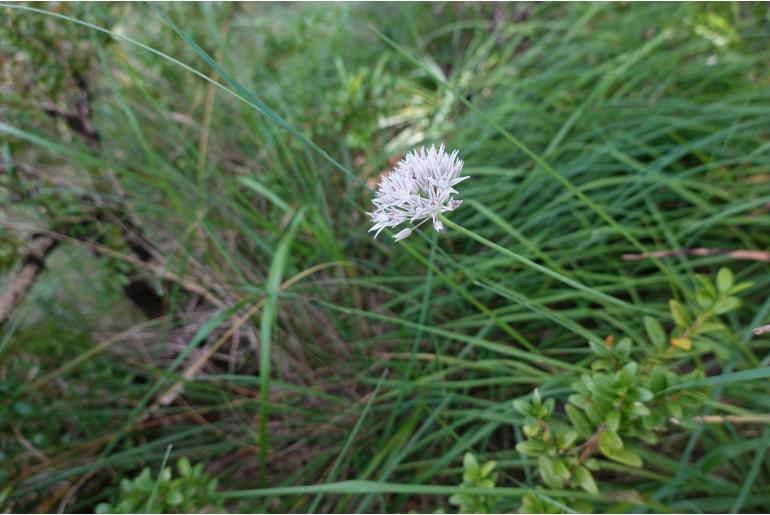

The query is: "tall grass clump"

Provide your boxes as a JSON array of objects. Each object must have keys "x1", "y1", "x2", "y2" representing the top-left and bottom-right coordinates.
[{"x1": 1, "y1": 2, "x2": 770, "y2": 513}]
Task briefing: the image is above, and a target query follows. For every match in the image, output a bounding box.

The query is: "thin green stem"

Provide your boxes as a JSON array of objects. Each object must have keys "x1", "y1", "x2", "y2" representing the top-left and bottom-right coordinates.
[{"x1": 439, "y1": 214, "x2": 652, "y2": 315}]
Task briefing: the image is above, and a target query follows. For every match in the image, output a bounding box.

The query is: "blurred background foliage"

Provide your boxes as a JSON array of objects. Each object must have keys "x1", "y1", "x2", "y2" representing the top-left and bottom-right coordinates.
[{"x1": 1, "y1": 2, "x2": 770, "y2": 512}]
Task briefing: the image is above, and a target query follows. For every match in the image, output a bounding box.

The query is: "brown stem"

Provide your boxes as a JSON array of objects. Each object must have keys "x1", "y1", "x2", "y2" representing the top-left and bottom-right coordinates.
[
  {"x1": 622, "y1": 248, "x2": 770, "y2": 263},
  {"x1": 576, "y1": 424, "x2": 606, "y2": 465},
  {"x1": 0, "y1": 233, "x2": 59, "y2": 327}
]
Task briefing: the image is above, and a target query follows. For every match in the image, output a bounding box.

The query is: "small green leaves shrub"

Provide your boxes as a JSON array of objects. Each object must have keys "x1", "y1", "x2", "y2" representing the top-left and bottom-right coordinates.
[
  {"x1": 454, "y1": 268, "x2": 751, "y2": 513},
  {"x1": 449, "y1": 452, "x2": 499, "y2": 514},
  {"x1": 96, "y1": 457, "x2": 225, "y2": 514}
]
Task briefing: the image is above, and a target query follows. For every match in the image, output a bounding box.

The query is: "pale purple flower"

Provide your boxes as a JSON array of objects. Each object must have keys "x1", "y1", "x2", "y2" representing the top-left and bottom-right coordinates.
[{"x1": 369, "y1": 145, "x2": 467, "y2": 241}]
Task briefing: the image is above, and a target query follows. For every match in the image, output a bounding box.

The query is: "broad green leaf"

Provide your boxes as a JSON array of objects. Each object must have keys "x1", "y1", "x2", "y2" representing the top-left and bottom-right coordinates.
[
  {"x1": 542, "y1": 398, "x2": 556, "y2": 417},
  {"x1": 696, "y1": 322, "x2": 725, "y2": 334},
  {"x1": 569, "y1": 394, "x2": 591, "y2": 410},
  {"x1": 601, "y1": 446, "x2": 643, "y2": 467},
  {"x1": 512, "y1": 399, "x2": 531, "y2": 416},
  {"x1": 728, "y1": 281, "x2": 753, "y2": 295},
  {"x1": 695, "y1": 288, "x2": 713, "y2": 309},
  {"x1": 558, "y1": 431, "x2": 578, "y2": 450},
  {"x1": 599, "y1": 429, "x2": 623, "y2": 453},
  {"x1": 613, "y1": 338, "x2": 632, "y2": 360},
  {"x1": 574, "y1": 466, "x2": 599, "y2": 495},
  {"x1": 585, "y1": 404, "x2": 603, "y2": 424},
  {"x1": 554, "y1": 460, "x2": 570, "y2": 480},
  {"x1": 480, "y1": 460, "x2": 496, "y2": 478},
  {"x1": 716, "y1": 268, "x2": 734, "y2": 293},
  {"x1": 589, "y1": 339, "x2": 610, "y2": 357},
  {"x1": 649, "y1": 366, "x2": 668, "y2": 393},
  {"x1": 463, "y1": 452, "x2": 479, "y2": 476},
  {"x1": 177, "y1": 457, "x2": 191, "y2": 477},
  {"x1": 695, "y1": 275, "x2": 717, "y2": 297},
  {"x1": 516, "y1": 441, "x2": 541, "y2": 456},
  {"x1": 532, "y1": 388, "x2": 542, "y2": 406},
  {"x1": 669, "y1": 299, "x2": 690, "y2": 327},
  {"x1": 538, "y1": 456, "x2": 562, "y2": 489},
  {"x1": 644, "y1": 316, "x2": 666, "y2": 350},
  {"x1": 566, "y1": 404, "x2": 593, "y2": 439},
  {"x1": 667, "y1": 400, "x2": 683, "y2": 418},
  {"x1": 713, "y1": 296, "x2": 740, "y2": 314},
  {"x1": 605, "y1": 410, "x2": 621, "y2": 432}
]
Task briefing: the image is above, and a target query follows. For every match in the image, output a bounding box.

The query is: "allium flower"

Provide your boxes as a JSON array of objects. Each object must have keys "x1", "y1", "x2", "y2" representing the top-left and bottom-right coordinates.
[{"x1": 369, "y1": 145, "x2": 468, "y2": 241}]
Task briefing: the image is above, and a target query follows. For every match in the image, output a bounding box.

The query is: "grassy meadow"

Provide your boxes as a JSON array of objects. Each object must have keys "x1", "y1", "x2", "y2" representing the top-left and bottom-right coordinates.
[{"x1": 2, "y1": 2, "x2": 770, "y2": 513}]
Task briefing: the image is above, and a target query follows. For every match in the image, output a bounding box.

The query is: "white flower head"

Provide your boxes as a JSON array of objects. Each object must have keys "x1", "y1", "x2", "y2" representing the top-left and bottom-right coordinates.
[{"x1": 369, "y1": 144, "x2": 467, "y2": 241}]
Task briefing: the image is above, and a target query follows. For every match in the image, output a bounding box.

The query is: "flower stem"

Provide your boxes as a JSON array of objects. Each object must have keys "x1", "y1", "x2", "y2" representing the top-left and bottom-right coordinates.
[{"x1": 438, "y1": 214, "x2": 647, "y2": 314}]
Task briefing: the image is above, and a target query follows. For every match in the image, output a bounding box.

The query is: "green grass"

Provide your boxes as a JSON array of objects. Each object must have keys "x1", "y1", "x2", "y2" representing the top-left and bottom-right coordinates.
[{"x1": 1, "y1": 2, "x2": 770, "y2": 513}]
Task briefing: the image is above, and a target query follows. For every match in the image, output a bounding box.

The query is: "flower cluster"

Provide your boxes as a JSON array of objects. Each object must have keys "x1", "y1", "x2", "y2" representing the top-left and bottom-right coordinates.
[{"x1": 369, "y1": 145, "x2": 468, "y2": 241}]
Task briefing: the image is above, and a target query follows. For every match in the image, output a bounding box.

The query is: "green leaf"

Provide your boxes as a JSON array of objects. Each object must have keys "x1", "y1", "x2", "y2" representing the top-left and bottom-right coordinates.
[
  {"x1": 480, "y1": 460, "x2": 496, "y2": 478},
  {"x1": 581, "y1": 374, "x2": 596, "y2": 393},
  {"x1": 560, "y1": 431, "x2": 579, "y2": 450},
  {"x1": 696, "y1": 322, "x2": 725, "y2": 334},
  {"x1": 605, "y1": 410, "x2": 621, "y2": 432},
  {"x1": 584, "y1": 404, "x2": 603, "y2": 424},
  {"x1": 669, "y1": 299, "x2": 690, "y2": 327},
  {"x1": 728, "y1": 281, "x2": 753, "y2": 295},
  {"x1": 666, "y1": 400, "x2": 683, "y2": 418},
  {"x1": 463, "y1": 452, "x2": 479, "y2": 476},
  {"x1": 571, "y1": 379, "x2": 589, "y2": 395},
  {"x1": 643, "y1": 316, "x2": 666, "y2": 350},
  {"x1": 716, "y1": 268, "x2": 734, "y2": 293},
  {"x1": 259, "y1": 208, "x2": 306, "y2": 481},
  {"x1": 537, "y1": 456, "x2": 563, "y2": 489},
  {"x1": 167, "y1": 489, "x2": 183, "y2": 506},
  {"x1": 479, "y1": 478, "x2": 495, "y2": 489},
  {"x1": 601, "y1": 446, "x2": 643, "y2": 467},
  {"x1": 713, "y1": 296, "x2": 740, "y2": 314},
  {"x1": 568, "y1": 394, "x2": 591, "y2": 410},
  {"x1": 516, "y1": 441, "x2": 541, "y2": 456},
  {"x1": 136, "y1": 469, "x2": 154, "y2": 492},
  {"x1": 695, "y1": 288, "x2": 713, "y2": 309},
  {"x1": 177, "y1": 457, "x2": 191, "y2": 477},
  {"x1": 542, "y1": 398, "x2": 556, "y2": 417},
  {"x1": 599, "y1": 430, "x2": 623, "y2": 453},
  {"x1": 613, "y1": 338, "x2": 632, "y2": 360},
  {"x1": 636, "y1": 428, "x2": 658, "y2": 445},
  {"x1": 633, "y1": 387, "x2": 654, "y2": 402},
  {"x1": 695, "y1": 274, "x2": 717, "y2": 297},
  {"x1": 574, "y1": 466, "x2": 599, "y2": 495},
  {"x1": 566, "y1": 404, "x2": 593, "y2": 438},
  {"x1": 554, "y1": 460, "x2": 570, "y2": 480},
  {"x1": 588, "y1": 339, "x2": 610, "y2": 357},
  {"x1": 512, "y1": 399, "x2": 531, "y2": 416},
  {"x1": 649, "y1": 366, "x2": 668, "y2": 393}
]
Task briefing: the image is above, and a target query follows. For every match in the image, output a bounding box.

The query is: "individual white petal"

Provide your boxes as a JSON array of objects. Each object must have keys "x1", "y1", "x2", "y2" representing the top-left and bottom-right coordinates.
[{"x1": 393, "y1": 228, "x2": 413, "y2": 241}]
